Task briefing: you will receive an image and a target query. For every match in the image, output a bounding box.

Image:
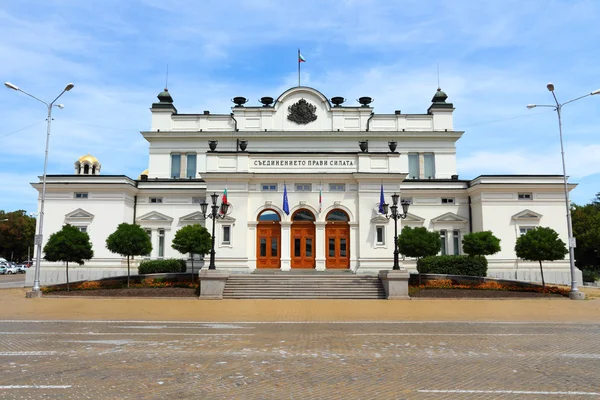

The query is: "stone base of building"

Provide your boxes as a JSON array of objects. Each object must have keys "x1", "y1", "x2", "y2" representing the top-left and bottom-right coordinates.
[
  {"x1": 379, "y1": 270, "x2": 410, "y2": 300},
  {"x1": 198, "y1": 270, "x2": 229, "y2": 299}
]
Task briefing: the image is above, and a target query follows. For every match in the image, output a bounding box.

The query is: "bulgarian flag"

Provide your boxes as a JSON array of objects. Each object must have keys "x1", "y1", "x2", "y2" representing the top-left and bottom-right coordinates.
[
  {"x1": 220, "y1": 187, "x2": 228, "y2": 214},
  {"x1": 298, "y1": 49, "x2": 306, "y2": 63},
  {"x1": 318, "y1": 186, "x2": 322, "y2": 214}
]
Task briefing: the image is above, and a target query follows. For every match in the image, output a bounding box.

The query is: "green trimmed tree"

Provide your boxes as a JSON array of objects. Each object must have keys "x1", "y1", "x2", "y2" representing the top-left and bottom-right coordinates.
[
  {"x1": 106, "y1": 223, "x2": 152, "y2": 287},
  {"x1": 171, "y1": 224, "x2": 212, "y2": 282},
  {"x1": 397, "y1": 226, "x2": 441, "y2": 284},
  {"x1": 462, "y1": 231, "x2": 501, "y2": 257},
  {"x1": 515, "y1": 226, "x2": 568, "y2": 289},
  {"x1": 43, "y1": 224, "x2": 94, "y2": 291}
]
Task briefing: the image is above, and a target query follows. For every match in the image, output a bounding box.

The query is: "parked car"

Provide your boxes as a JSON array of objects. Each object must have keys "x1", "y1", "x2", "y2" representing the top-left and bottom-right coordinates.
[
  {"x1": 15, "y1": 264, "x2": 28, "y2": 274},
  {"x1": 0, "y1": 263, "x2": 18, "y2": 274},
  {"x1": 0, "y1": 265, "x2": 6, "y2": 275}
]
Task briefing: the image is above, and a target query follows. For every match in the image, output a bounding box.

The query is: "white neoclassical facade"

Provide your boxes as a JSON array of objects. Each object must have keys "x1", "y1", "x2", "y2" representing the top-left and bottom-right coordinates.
[{"x1": 29, "y1": 85, "x2": 581, "y2": 286}]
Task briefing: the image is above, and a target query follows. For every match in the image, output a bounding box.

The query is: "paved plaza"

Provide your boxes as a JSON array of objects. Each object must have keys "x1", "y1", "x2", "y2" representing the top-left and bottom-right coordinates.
[{"x1": 1, "y1": 288, "x2": 600, "y2": 399}]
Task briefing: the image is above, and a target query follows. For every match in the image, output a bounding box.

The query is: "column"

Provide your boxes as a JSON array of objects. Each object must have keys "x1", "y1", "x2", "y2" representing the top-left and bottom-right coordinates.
[
  {"x1": 247, "y1": 221, "x2": 257, "y2": 272},
  {"x1": 349, "y1": 222, "x2": 359, "y2": 272},
  {"x1": 315, "y1": 221, "x2": 326, "y2": 271},
  {"x1": 280, "y1": 221, "x2": 291, "y2": 271}
]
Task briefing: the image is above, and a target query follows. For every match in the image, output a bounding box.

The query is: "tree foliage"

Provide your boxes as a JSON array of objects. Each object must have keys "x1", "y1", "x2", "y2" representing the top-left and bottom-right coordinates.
[
  {"x1": 462, "y1": 231, "x2": 501, "y2": 257},
  {"x1": 106, "y1": 223, "x2": 152, "y2": 287},
  {"x1": 0, "y1": 210, "x2": 36, "y2": 262},
  {"x1": 397, "y1": 226, "x2": 441, "y2": 260},
  {"x1": 572, "y1": 192, "x2": 600, "y2": 277},
  {"x1": 515, "y1": 226, "x2": 568, "y2": 289},
  {"x1": 171, "y1": 224, "x2": 212, "y2": 281},
  {"x1": 43, "y1": 224, "x2": 94, "y2": 291}
]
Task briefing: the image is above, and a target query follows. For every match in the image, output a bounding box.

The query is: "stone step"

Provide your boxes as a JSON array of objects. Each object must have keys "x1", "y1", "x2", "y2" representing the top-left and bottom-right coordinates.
[
  {"x1": 225, "y1": 294, "x2": 385, "y2": 299},
  {"x1": 222, "y1": 273, "x2": 385, "y2": 299}
]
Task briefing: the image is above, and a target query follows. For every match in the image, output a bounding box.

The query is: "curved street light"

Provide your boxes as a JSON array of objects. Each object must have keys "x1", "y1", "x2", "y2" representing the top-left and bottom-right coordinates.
[
  {"x1": 200, "y1": 193, "x2": 230, "y2": 270},
  {"x1": 4, "y1": 82, "x2": 74, "y2": 294},
  {"x1": 381, "y1": 193, "x2": 410, "y2": 270},
  {"x1": 527, "y1": 83, "x2": 600, "y2": 300}
]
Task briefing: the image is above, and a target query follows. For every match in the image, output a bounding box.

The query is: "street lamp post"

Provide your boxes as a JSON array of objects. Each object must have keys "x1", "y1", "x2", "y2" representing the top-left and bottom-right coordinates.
[
  {"x1": 527, "y1": 83, "x2": 600, "y2": 300},
  {"x1": 381, "y1": 193, "x2": 411, "y2": 270},
  {"x1": 200, "y1": 193, "x2": 230, "y2": 270},
  {"x1": 4, "y1": 82, "x2": 74, "y2": 294}
]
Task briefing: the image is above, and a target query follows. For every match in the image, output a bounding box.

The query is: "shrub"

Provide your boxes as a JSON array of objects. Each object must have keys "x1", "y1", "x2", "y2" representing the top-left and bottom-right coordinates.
[
  {"x1": 138, "y1": 259, "x2": 187, "y2": 274},
  {"x1": 417, "y1": 255, "x2": 488, "y2": 277},
  {"x1": 582, "y1": 269, "x2": 600, "y2": 283}
]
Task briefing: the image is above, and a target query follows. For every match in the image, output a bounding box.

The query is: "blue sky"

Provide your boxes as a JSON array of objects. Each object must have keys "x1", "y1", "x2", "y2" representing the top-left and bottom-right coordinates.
[{"x1": 1, "y1": 0, "x2": 599, "y2": 214}]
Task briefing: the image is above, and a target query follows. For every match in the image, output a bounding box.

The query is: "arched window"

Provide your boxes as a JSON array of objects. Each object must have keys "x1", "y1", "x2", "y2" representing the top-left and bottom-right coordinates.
[
  {"x1": 326, "y1": 209, "x2": 349, "y2": 222},
  {"x1": 258, "y1": 209, "x2": 281, "y2": 222},
  {"x1": 292, "y1": 209, "x2": 315, "y2": 221},
  {"x1": 92, "y1": 165, "x2": 96, "y2": 174},
  {"x1": 83, "y1": 164, "x2": 90, "y2": 174}
]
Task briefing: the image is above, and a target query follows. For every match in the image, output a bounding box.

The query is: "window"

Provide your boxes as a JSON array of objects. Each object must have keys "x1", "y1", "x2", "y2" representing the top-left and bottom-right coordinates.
[
  {"x1": 424, "y1": 153, "x2": 435, "y2": 179},
  {"x1": 144, "y1": 229, "x2": 152, "y2": 257},
  {"x1": 295, "y1": 183, "x2": 312, "y2": 192},
  {"x1": 192, "y1": 197, "x2": 204, "y2": 204},
  {"x1": 441, "y1": 198, "x2": 455, "y2": 204},
  {"x1": 170, "y1": 154, "x2": 181, "y2": 178},
  {"x1": 518, "y1": 193, "x2": 533, "y2": 200},
  {"x1": 186, "y1": 154, "x2": 197, "y2": 178},
  {"x1": 329, "y1": 183, "x2": 345, "y2": 192},
  {"x1": 261, "y1": 183, "x2": 277, "y2": 192},
  {"x1": 408, "y1": 153, "x2": 419, "y2": 179},
  {"x1": 150, "y1": 197, "x2": 163, "y2": 204},
  {"x1": 453, "y1": 230, "x2": 460, "y2": 255},
  {"x1": 402, "y1": 197, "x2": 413, "y2": 205},
  {"x1": 519, "y1": 226, "x2": 535, "y2": 236},
  {"x1": 376, "y1": 226, "x2": 385, "y2": 245},
  {"x1": 74, "y1": 192, "x2": 88, "y2": 199},
  {"x1": 158, "y1": 229, "x2": 165, "y2": 258},
  {"x1": 222, "y1": 225, "x2": 231, "y2": 245},
  {"x1": 75, "y1": 226, "x2": 87, "y2": 233},
  {"x1": 440, "y1": 230, "x2": 447, "y2": 255}
]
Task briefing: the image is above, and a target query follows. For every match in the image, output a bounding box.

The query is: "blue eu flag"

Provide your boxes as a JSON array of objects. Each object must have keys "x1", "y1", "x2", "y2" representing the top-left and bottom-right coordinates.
[
  {"x1": 283, "y1": 184, "x2": 290, "y2": 215},
  {"x1": 378, "y1": 184, "x2": 385, "y2": 214}
]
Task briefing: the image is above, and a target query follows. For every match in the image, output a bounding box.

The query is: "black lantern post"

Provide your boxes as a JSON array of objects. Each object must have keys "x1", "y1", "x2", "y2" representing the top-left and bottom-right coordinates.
[
  {"x1": 200, "y1": 192, "x2": 230, "y2": 270},
  {"x1": 383, "y1": 193, "x2": 410, "y2": 270}
]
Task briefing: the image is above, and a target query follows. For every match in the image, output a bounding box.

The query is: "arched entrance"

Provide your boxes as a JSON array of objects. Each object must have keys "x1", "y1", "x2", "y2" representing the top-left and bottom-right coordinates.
[
  {"x1": 325, "y1": 209, "x2": 350, "y2": 269},
  {"x1": 256, "y1": 209, "x2": 281, "y2": 269},
  {"x1": 291, "y1": 209, "x2": 316, "y2": 269}
]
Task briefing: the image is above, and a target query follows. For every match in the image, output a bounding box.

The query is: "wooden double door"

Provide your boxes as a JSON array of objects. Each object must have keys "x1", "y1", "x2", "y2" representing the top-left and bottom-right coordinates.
[
  {"x1": 291, "y1": 222, "x2": 315, "y2": 269},
  {"x1": 256, "y1": 222, "x2": 281, "y2": 269},
  {"x1": 325, "y1": 223, "x2": 350, "y2": 269}
]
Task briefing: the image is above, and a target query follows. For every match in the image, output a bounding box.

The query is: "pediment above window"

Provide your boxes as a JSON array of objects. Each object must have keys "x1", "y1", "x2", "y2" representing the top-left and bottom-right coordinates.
[
  {"x1": 217, "y1": 215, "x2": 236, "y2": 223},
  {"x1": 431, "y1": 212, "x2": 469, "y2": 224},
  {"x1": 403, "y1": 213, "x2": 425, "y2": 224},
  {"x1": 65, "y1": 208, "x2": 94, "y2": 220},
  {"x1": 370, "y1": 215, "x2": 390, "y2": 224},
  {"x1": 179, "y1": 211, "x2": 205, "y2": 223},
  {"x1": 136, "y1": 211, "x2": 174, "y2": 223},
  {"x1": 512, "y1": 209, "x2": 542, "y2": 221}
]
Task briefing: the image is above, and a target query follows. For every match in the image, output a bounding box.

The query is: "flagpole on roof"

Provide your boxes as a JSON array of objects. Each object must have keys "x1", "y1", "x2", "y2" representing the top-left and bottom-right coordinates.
[{"x1": 298, "y1": 49, "x2": 300, "y2": 87}]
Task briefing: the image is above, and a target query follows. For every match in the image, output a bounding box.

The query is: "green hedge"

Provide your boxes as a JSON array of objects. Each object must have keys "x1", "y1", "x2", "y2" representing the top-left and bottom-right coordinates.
[
  {"x1": 417, "y1": 255, "x2": 488, "y2": 277},
  {"x1": 138, "y1": 259, "x2": 187, "y2": 274}
]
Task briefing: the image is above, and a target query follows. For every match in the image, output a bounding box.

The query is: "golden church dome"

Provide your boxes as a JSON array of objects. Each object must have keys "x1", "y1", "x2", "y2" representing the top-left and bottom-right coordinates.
[
  {"x1": 139, "y1": 169, "x2": 149, "y2": 179},
  {"x1": 78, "y1": 154, "x2": 99, "y2": 164}
]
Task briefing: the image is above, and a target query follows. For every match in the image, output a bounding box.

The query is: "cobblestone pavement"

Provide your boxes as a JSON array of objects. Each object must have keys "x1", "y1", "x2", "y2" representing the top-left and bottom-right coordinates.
[{"x1": 1, "y1": 319, "x2": 599, "y2": 399}]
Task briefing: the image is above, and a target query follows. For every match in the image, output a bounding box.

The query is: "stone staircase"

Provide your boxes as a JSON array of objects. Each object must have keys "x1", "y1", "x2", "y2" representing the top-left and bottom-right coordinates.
[{"x1": 222, "y1": 272, "x2": 386, "y2": 299}]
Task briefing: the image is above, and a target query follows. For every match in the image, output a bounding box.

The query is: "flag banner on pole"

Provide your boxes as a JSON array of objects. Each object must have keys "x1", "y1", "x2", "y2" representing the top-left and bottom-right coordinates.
[
  {"x1": 298, "y1": 50, "x2": 306, "y2": 63},
  {"x1": 378, "y1": 184, "x2": 385, "y2": 214},
  {"x1": 220, "y1": 187, "x2": 228, "y2": 214},
  {"x1": 319, "y1": 186, "x2": 322, "y2": 214},
  {"x1": 283, "y1": 184, "x2": 290, "y2": 215}
]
